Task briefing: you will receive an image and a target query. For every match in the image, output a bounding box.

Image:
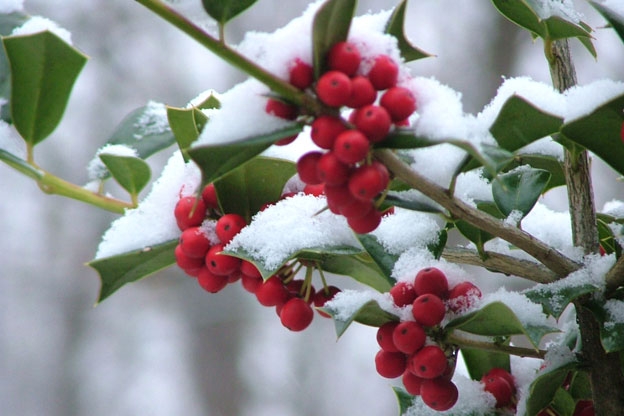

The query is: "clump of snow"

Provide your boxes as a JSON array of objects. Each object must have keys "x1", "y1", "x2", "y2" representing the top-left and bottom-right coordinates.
[
  {"x1": 226, "y1": 194, "x2": 360, "y2": 270},
  {"x1": 532, "y1": 0, "x2": 582, "y2": 22},
  {"x1": 0, "y1": 120, "x2": 25, "y2": 159},
  {"x1": 199, "y1": 219, "x2": 220, "y2": 246},
  {"x1": 505, "y1": 210, "x2": 525, "y2": 227},
  {"x1": 134, "y1": 101, "x2": 170, "y2": 140},
  {"x1": 391, "y1": 247, "x2": 470, "y2": 290},
  {"x1": 604, "y1": 299, "x2": 624, "y2": 325},
  {"x1": 86, "y1": 144, "x2": 139, "y2": 181},
  {"x1": 454, "y1": 170, "x2": 494, "y2": 205},
  {"x1": 324, "y1": 289, "x2": 379, "y2": 321},
  {"x1": 518, "y1": 137, "x2": 564, "y2": 160},
  {"x1": 541, "y1": 344, "x2": 576, "y2": 372},
  {"x1": 95, "y1": 152, "x2": 200, "y2": 259},
  {"x1": 514, "y1": 202, "x2": 574, "y2": 256},
  {"x1": 403, "y1": 375, "x2": 495, "y2": 416},
  {"x1": 371, "y1": 209, "x2": 442, "y2": 255},
  {"x1": 11, "y1": 16, "x2": 73, "y2": 45},
  {"x1": 0, "y1": 0, "x2": 23, "y2": 13},
  {"x1": 602, "y1": 200, "x2": 624, "y2": 218},
  {"x1": 468, "y1": 287, "x2": 552, "y2": 329},
  {"x1": 602, "y1": 0, "x2": 624, "y2": 15},
  {"x1": 564, "y1": 79, "x2": 624, "y2": 122}
]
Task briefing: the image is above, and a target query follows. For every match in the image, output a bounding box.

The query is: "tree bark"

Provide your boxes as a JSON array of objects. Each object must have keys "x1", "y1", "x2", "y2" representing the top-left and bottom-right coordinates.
[{"x1": 547, "y1": 39, "x2": 624, "y2": 415}]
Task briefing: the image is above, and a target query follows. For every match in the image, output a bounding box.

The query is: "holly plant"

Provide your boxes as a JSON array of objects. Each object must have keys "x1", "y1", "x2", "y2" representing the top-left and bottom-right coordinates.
[{"x1": 2, "y1": 0, "x2": 624, "y2": 415}]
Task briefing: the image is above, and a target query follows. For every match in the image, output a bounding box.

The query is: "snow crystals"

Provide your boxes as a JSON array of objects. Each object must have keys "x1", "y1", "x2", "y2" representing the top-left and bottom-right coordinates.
[{"x1": 11, "y1": 15, "x2": 73, "y2": 45}]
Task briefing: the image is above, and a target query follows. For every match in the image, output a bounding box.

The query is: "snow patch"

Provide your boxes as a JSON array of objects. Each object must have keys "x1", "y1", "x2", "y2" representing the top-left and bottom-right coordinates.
[{"x1": 11, "y1": 16, "x2": 73, "y2": 45}]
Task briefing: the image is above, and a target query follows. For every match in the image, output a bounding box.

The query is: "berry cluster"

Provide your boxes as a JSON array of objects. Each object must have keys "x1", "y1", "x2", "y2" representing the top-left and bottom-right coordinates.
[
  {"x1": 173, "y1": 184, "x2": 341, "y2": 331},
  {"x1": 265, "y1": 41, "x2": 417, "y2": 233},
  {"x1": 374, "y1": 267, "x2": 483, "y2": 411}
]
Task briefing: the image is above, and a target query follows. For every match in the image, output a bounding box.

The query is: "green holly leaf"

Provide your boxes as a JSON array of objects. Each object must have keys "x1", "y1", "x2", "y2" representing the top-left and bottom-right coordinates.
[
  {"x1": 490, "y1": 95, "x2": 563, "y2": 152},
  {"x1": 3, "y1": 31, "x2": 87, "y2": 145},
  {"x1": 214, "y1": 156, "x2": 296, "y2": 222},
  {"x1": 106, "y1": 103, "x2": 176, "y2": 160},
  {"x1": 393, "y1": 387, "x2": 416, "y2": 415},
  {"x1": 585, "y1": 300, "x2": 624, "y2": 353},
  {"x1": 524, "y1": 282, "x2": 599, "y2": 319},
  {"x1": 188, "y1": 124, "x2": 303, "y2": 186},
  {"x1": 560, "y1": 93, "x2": 624, "y2": 177},
  {"x1": 323, "y1": 299, "x2": 399, "y2": 338},
  {"x1": 591, "y1": 1, "x2": 624, "y2": 44},
  {"x1": 167, "y1": 106, "x2": 209, "y2": 161},
  {"x1": 550, "y1": 388, "x2": 577, "y2": 416},
  {"x1": 597, "y1": 213, "x2": 623, "y2": 257},
  {"x1": 382, "y1": 191, "x2": 445, "y2": 214},
  {"x1": 492, "y1": 167, "x2": 551, "y2": 218},
  {"x1": 385, "y1": 0, "x2": 432, "y2": 62},
  {"x1": 446, "y1": 301, "x2": 559, "y2": 348},
  {"x1": 525, "y1": 362, "x2": 580, "y2": 416},
  {"x1": 312, "y1": 0, "x2": 357, "y2": 78},
  {"x1": 99, "y1": 154, "x2": 151, "y2": 201},
  {"x1": 0, "y1": 11, "x2": 29, "y2": 122},
  {"x1": 500, "y1": 154, "x2": 566, "y2": 192},
  {"x1": 201, "y1": 0, "x2": 258, "y2": 25},
  {"x1": 89, "y1": 239, "x2": 177, "y2": 303},
  {"x1": 320, "y1": 251, "x2": 395, "y2": 292},
  {"x1": 357, "y1": 234, "x2": 399, "y2": 284},
  {"x1": 461, "y1": 347, "x2": 511, "y2": 382}
]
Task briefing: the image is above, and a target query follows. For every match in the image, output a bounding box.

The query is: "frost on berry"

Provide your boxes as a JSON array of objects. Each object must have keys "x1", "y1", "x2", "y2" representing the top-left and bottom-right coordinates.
[
  {"x1": 448, "y1": 281, "x2": 482, "y2": 313},
  {"x1": 389, "y1": 281, "x2": 417, "y2": 307}
]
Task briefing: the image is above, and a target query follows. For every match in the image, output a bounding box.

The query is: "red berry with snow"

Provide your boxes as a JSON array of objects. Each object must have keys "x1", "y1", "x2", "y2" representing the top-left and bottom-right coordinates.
[
  {"x1": 255, "y1": 275, "x2": 290, "y2": 307},
  {"x1": 420, "y1": 378, "x2": 459, "y2": 411},
  {"x1": 414, "y1": 267, "x2": 449, "y2": 299},
  {"x1": 197, "y1": 267, "x2": 229, "y2": 293},
  {"x1": 348, "y1": 162, "x2": 390, "y2": 201},
  {"x1": 402, "y1": 371, "x2": 425, "y2": 396},
  {"x1": 380, "y1": 86, "x2": 417, "y2": 122},
  {"x1": 347, "y1": 76, "x2": 377, "y2": 108},
  {"x1": 327, "y1": 41, "x2": 361, "y2": 76},
  {"x1": 311, "y1": 115, "x2": 347, "y2": 149},
  {"x1": 352, "y1": 105, "x2": 392, "y2": 142},
  {"x1": 408, "y1": 345, "x2": 448, "y2": 379},
  {"x1": 205, "y1": 243, "x2": 241, "y2": 276},
  {"x1": 313, "y1": 285, "x2": 341, "y2": 317},
  {"x1": 482, "y1": 374, "x2": 514, "y2": 408},
  {"x1": 368, "y1": 55, "x2": 399, "y2": 90},
  {"x1": 316, "y1": 151, "x2": 351, "y2": 185},
  {"x1": 412, "y1": 294, "x2": 446, "y2": 327},
  {"x1": 215, "y1": 213, "x2": 246, "y2": 244},
  {"x1": 333, "y1": 130, "x2": 370, "y2": 164},
  {"x1": 377, "y1": 321, "x2": 400, "y2": 353},
  {"x1": 392, "y1": 321, "x2": 426, "y2": 354},
  {"x1": 201, "y1": 183, "x2": 219, "y2": 209},
  {"x1": 484, "y1": 368, "x2": 516, "y2": 393},
  {"x1": 289, "y1": 58, "x2": 313, "y2": 90},
  {"x1": 316, "y1": 70, "x2": 352, "y2": 107},
  {"x1": 448, "y1": 281, "x2": 482, "y2": 313},
  {"x1": 265, "y1": 98, "x2": 298, "y2": 120},
  {"x1": 179, "y1": 226, "x2": 211, "y2": 258},
  {"x1": 375, "y1": 350, "x2": 407, "y2": 379},
  {"x1": 297, "y1": 151, "x2": 323, "y2": 185},
  {"x1": 390, "y1": 281, "x2": 417, "y2": 307},
  {"x1": 280, "y1": 297, "x2": 314, "y2": 331},
  {"x1": 347, "y1": 207, "x2": 382, "y2": 233},
  {"x1": 174, "y1": 196, "x2": 206, "y2": 231}
]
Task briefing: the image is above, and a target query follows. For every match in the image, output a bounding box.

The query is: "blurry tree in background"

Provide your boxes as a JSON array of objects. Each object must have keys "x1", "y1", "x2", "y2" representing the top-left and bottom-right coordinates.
[{"x1": 0, "y1": 1, "x2": 622, "y2": 416}]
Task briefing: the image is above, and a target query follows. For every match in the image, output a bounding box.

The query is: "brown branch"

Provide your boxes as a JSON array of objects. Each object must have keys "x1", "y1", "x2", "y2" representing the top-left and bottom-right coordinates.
[
  {"x1": 442, "y1": 247, "x2": 558, "y2": 284},
  {"x1": 375, "y1": 149, "x2": 580, "y2": 278}
]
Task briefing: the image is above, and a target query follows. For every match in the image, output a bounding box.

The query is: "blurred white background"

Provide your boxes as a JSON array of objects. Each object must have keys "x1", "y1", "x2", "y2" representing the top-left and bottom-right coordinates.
[{"x1": 1, "y1": 1, "x2": 622, "y2": 415}]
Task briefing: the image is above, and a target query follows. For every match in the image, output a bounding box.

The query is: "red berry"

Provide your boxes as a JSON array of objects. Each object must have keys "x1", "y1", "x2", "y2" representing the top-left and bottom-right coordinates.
[
  {"x1": 347, "y1": 207, "x2": 382, "y2": 233},
  {"x1": 255, "y1": 275, "x2": 290, "y2": 306},
  {"x1": 375, "y1": 350, "x2": 407, "y2": 379},
  {"x1": 201, "y1": 183, "x2": 219, "y2": 209},
  {"x1": 303, "y1": 183, "x2": 325, "y2": 196},
  {"x1": 333, "y1": 130, "x2": 370, "y2": 164},
  {"x1": 317, "y1": 152, "x2": 351, "y2": 185},
  {"x1": 352, "y1": 105, "x2": 392, "y2": 142},
  {"x1": 412, "y1": 294, "x2": 446, "y2": 327},
  {"x1": 280, "y1": 297, "x2": 314, "y2": 331},
  {"x1": 324, "y1": 183, "x2": 356, "y2": 212},
  {"x1": 377, "y1": 322, "x2": 400, "y2": 352},
  {"x1": 368, "y1": 55, "x2": 399, "y2": 90},
  {"x1": 392, "y1": 321, "x2": 426, "y2": 354},
  {"x1": 297, "y1": 151, "x2": 323, "y2": 185},
  {"x1": 420, "y1": 378, "x2": 459, "y2": 411},
  {"x1": 174, "y1": 196, "x2": 206, "y2": 231},
  {"x1": 265, "y1": 98, "x2": 298, "y2": 120},
  {"x1": 482, "y1": 374, "x2": 513, "y2": 408},
  {"x1": 327, "y1": 41, "x2": 361, "y2": 76},
  {"x1": 573, "y1": 400, "x2": 595, "y2": 416},
  {"x1": 289, "y1": 58, "x2": 313, "y2": 90},
  {"x1": 313, "y1": 285, "x2": 341, "y2": 317},
  {"x1": 380, "y1": 86, "x2": 417, "y2": 122},
  {"x1": 348, "y1": 163, "x2": 389, "y2": 201},
  {"x1": 414, "y1": 267, "x2": 449, "y2": 299},
  {"x1": 311, "y1": 116, "x2": 347, "y2": 149},
  {"x1": 205, "y1": 243, "x2": 241, "y2": 276},
  {"x1": 448, "y1": 281, "x2": 482, "y2": 313},
  {"x1": 241, "y1": 273, "x2": 263, "y2": 293},
  {"x1": 340, "y1": 198, "x2": 374, "y2": 220},
  {"x1": 174, "y1": 243, "x2": 205, "y2": 276},
  {"x1": 484, "y1": 368, "x2": 515, "y2": 393},
  {"x1": 240, "y1": 259, "x2": 262, "y2": 278},
  {"x1": 215, "y1": 213, "x2": 247, "y2": 244},
  {"x1": 347, "y1": 76, "x2": 377, "y2": 108},
  {"x1": 390, "y1": 281, "x2": 417, "y2": 307},
  {"x1": 402, "y1": 371, "x2": 425, "y2": 395},
  {"x1": 408, "y1": 345, "x2": 448, "y2": 379},
  {"x1": 274, "y1": 135, "x2": 298, "y2": 146},
  {"x1": 197, "y1": 267, "x2": 229, "y2": 293},
  {"x1": 316, "y1": 70, "x2": 352, "y2": 107},
  {"x1": 179, "y1": 226, "x2": 212, "y2": 258}
]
